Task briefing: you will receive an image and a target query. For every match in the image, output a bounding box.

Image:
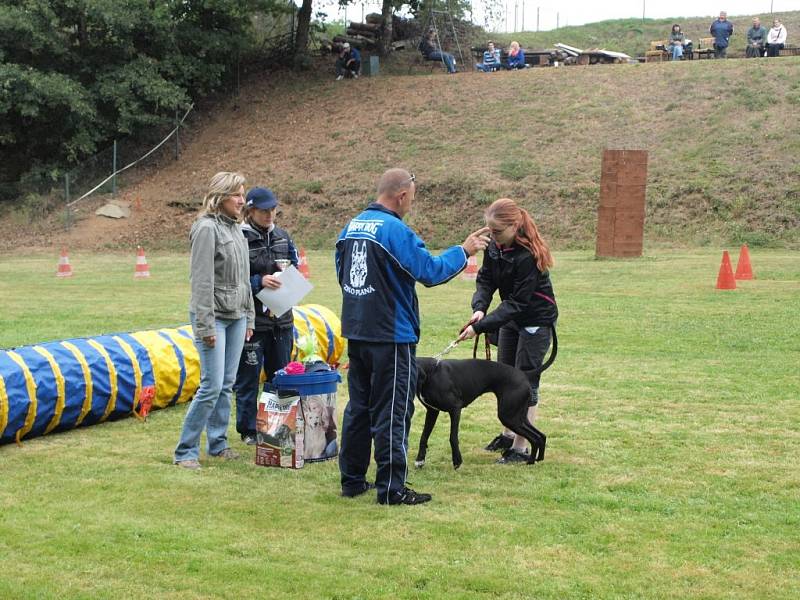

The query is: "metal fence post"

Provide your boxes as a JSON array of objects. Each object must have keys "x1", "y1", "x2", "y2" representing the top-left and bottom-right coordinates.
[
  {"x1": 112, "y1": 139, "x2": 117, "y2": 196},
  {"x1": 175, "y1": 109, "x2": 180, "y2": 161},
  {"x1": 64, "y1": 172, "x2": 71, "y2": 230}
]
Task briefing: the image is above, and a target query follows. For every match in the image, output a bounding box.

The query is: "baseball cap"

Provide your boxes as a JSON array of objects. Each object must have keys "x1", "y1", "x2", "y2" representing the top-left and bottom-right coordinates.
[{"x1": 246, "y1": 187, "x2": 278, "y2": 210}]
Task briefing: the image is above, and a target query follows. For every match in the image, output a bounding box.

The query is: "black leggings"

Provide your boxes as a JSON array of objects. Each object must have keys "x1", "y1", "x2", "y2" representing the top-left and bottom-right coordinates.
[{"x1": 497, "y1": 322, "x2": 552, "y2": 406}]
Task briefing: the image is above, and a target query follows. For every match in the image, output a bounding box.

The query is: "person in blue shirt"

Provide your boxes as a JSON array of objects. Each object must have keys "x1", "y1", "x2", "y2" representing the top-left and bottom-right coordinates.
[
  {"x1": 710, "y1": 11, "x2": 734, "y2": 58},
  {"x1": 505, "y1": 41, "x2": 526, "y2": 69},
  {"x1": 335, "y1": 43, "x2": 361, "y2": 80},
  {"x1": 476, "y1": 41, "x2": 502, "y2": 72},
  {"x1": 336, "y1": 168, "x2": 490, "y2": 505}
]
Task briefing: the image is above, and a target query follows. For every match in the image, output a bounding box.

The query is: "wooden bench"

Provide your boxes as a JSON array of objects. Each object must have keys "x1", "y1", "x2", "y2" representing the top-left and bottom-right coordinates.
[
  {"x1": 645, "y1": 40, "x2": 668, "y2": 62},
  {"x1": 694, "y1": 37, "x2": 715, "y2": 59}
]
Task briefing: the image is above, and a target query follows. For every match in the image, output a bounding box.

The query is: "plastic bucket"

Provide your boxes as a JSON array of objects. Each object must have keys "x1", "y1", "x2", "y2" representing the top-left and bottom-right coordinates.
[{"x1": 272, "y1": 371, "x2": 341, "y2": 462}]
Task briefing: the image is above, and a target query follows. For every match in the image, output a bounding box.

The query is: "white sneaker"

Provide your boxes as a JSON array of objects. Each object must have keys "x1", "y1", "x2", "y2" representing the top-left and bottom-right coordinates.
[
  {"x1": 353, "y1": 73, "x2": 359, "y2": 79},
  {"x1": 336, "y1": 75, "x2": 344, "y2": 81}
]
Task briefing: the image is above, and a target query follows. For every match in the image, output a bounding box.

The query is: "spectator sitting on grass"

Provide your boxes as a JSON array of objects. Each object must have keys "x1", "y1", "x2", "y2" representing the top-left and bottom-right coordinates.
[
  {"x1": 335, "y1": 43, "x2": 361, "y2": 80},
  {"x1": 418, "y1": 29, "x2": 457, "y2": 73},
  {"x1": 746, "y1": 17, "x2": 768, "y2": 58},
  {"x1": 476, "y1": 41, "x2": 502, "y2": 72},
  {"x1": 667, "y1": 24, "x2": 686, "y2": 61},
  {"x1": 766, "y1": 18, "x2": 787, "y2": 57},
  {"x1": 505, "y1": 41, "x2": 526, "y2": 69}
]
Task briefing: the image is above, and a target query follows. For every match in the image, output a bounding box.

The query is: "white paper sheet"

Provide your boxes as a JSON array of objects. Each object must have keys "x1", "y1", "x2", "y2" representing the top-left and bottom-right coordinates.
[{"x1": 255, "y1": 265, "x2": 313, "y2": 317}]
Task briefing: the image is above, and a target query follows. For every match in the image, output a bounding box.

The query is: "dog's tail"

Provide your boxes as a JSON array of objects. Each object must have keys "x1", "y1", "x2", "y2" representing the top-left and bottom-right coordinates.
[{"x1": 522, "y1": 324, "x2": 558, "y2": 381}]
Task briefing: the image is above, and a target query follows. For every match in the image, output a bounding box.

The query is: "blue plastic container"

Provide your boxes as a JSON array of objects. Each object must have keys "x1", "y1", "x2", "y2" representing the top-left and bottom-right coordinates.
[{"x1": 272, "y1": 370, "x2": 341, "y2": 395}]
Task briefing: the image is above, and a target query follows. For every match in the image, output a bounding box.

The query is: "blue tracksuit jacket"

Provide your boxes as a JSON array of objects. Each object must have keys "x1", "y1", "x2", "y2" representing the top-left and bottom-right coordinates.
[{"x1": 335, "y1": 203, "x2": 468, "y2": 343}]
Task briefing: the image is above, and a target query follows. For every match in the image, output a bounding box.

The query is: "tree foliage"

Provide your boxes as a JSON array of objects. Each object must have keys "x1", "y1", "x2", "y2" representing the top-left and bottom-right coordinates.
[{"x1": 0, "y1": 0, "x2": 277, "y2": 187}]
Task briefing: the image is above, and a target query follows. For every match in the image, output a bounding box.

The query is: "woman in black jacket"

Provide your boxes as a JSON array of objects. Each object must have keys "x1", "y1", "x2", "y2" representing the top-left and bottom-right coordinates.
[
  {"x1": 459, "y1": 198, "x2": 557, "y2": 464},
  {"x1": 232, "y1": 187, "x2": 299, "y2": 445}
]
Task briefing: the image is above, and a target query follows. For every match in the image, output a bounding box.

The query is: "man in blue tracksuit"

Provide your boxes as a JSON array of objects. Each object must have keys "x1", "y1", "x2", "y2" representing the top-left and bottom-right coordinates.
[{"x1": 336, "y1": 168, "x2": 489, "y2": 505}]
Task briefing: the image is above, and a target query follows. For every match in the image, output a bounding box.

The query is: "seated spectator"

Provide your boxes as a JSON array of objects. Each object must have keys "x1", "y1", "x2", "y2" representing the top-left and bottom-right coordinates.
[
  {"x1": 418, "y1": 29, "x2": 457, "y2": 73},
  {"x1": 667, "y1": 24, "x2": 686, "y2": 60},
  {"x1": 766, "y1": 18, "x2": 787, "y2": 57},
  {"x1": 505, "y1": 41, "x2": 526, "y2": 69},
  {"x1": 475, "y1": 41, "x2": 502, "y2": 72},
  {"x1": 746, "y1": 17, "x2": 768, "y2": 57},
  {"x1": 335, "y1": 43, "x2": 361, "y2": 80}
]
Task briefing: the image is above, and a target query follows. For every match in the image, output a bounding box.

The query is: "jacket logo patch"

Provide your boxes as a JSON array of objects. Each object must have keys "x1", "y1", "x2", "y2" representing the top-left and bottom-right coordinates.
[
  {"x1": 349, "y1": 241, "x2": 368, "y2": 288},
  {"x1": 344, "y1": 240, "x2": 375, "y2": 297}
]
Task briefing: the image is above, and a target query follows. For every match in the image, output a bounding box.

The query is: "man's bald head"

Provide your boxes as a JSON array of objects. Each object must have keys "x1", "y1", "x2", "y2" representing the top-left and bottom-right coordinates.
[{"x1": 377, "y1": 168, "x2": 414, "y2": 197}]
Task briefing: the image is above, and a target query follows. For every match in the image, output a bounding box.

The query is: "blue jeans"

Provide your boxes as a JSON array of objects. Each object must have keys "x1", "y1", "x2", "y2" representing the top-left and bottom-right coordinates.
[
  {"x1": 427, "y1": 51, "x2": 456, "y2": 73},
  {"x1": 670, "y1": 44, "x2": 683, "y2": 60},
  {"x1": 233, "y1": 328, "x2": 293, "y2": 438},
  {"x1": 174, "y1": 314, "x2": 248, "y2": 461},
  {"x1": 475, "y1": 63, "x2": 500, "y2": 72}
]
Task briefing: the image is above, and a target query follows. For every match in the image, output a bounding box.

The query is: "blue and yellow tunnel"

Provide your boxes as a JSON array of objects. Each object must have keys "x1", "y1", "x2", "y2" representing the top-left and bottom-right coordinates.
[{"x1": 0, "y1": 304, "x2": 342, "y2": 445}]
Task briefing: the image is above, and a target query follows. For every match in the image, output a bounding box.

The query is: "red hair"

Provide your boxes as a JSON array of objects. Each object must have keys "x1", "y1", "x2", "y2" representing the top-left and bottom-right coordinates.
[{"x1": 485, "y1": 198, "x2": 554, "y2": 272}]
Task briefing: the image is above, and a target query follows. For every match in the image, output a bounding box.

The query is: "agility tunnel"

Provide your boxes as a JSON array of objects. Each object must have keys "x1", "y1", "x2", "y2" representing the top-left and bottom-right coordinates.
[{"x1": 0, "y1": 304, "x2": 343, "y2": 446}]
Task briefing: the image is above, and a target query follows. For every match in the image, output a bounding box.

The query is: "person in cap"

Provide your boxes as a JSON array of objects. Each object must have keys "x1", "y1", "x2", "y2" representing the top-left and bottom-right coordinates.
[
  {"x1": 232, "y1": 187, "x2": 300, "y2": 445},
  {"x1": 174, "y1": 172, "x2": 254, "y2": 469},
  {"x1": 336, "y1": 168, "x2": 490, "y2": 505},
  {"x1": 335, "y1": 42, "x2": 361, "y2": 80}
]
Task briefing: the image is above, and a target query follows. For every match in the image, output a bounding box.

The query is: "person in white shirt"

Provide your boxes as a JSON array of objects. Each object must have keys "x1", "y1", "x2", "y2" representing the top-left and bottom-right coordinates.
[{"x1": 766, "y1": 19, "x2": 787, "y2": 57}]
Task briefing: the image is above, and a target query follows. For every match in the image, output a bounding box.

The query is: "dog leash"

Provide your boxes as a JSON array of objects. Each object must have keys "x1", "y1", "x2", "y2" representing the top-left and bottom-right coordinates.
[{"x1": 432, "y1": 338, "x2": 460, "y2": 362}]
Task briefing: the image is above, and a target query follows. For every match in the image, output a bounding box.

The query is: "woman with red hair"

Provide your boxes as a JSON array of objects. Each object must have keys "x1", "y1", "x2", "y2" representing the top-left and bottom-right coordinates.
[{"x1": 459, "y1": 198, "x2": 558, "y2": 463}]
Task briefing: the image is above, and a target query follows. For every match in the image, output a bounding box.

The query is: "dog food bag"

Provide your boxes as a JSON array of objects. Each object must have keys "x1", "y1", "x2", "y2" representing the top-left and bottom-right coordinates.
[
  {"x1": 300, "y1": 393, "x2": 338, "y2": 462},
  {"x1": 255, "y1": 390, "x2": 304, "y2": 469}
]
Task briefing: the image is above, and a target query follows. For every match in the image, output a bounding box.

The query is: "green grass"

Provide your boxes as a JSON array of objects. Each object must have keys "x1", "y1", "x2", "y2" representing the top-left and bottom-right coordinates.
[{"x1": 1, "y1": 248, "x2": 799, "y2": 598}]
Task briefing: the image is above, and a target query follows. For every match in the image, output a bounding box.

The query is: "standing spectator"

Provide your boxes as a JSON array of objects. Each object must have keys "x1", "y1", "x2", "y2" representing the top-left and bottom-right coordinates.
[
  {"x1": 766, "y1": 19, "x2": 787, "y2": 57},
  {"x1": 746, "y1": 17, "x2": 768, "y2": 57},
  {"x1": 232, "y1": 187, "x2": 299, "y2": 446},
  {"x1": 459, "y1": 198, "x2": 558, "y2": 464},
  {"x1": 667, "y1": 24, "x2": 686, "y2": 61},
  {"x1": 418, "y1": 29, "x2": 457, "y2": 73},
  {"x1": 335, "y1": 43, "x2": 361, "y2": 80},
  {"x1": 336, "y1": 168, "x2": 490, "y2": 505},
  {"x1": 476, "y1": 41, "x2": 502, "y2": 72},
  {"x1": 174, "y1": 172, "x2": 255, "y2": 470},
  {"x1": 505, "y1": 41, "x2": 527, "y2": 69},
  {"x1": 709, "y1": 11, "x2": 734, "y2": 59}
]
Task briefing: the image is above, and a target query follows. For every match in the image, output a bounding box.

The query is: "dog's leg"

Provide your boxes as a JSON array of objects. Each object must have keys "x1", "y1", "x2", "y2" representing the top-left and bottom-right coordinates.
[
  {"x1": 448, "y1": 409, "x2": 463, "y2": 469},
  {"x1": 518, "y1": 420, "x2": 546, "y2": 463},
  {"x1": 414, "y1": 407, "x2": 440, "y2": 468}
]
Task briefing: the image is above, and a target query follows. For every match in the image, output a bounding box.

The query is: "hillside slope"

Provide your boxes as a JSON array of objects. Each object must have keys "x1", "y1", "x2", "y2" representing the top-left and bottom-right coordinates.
[
  {"x1": 495, "y1": 10, "x2": 800, "y2": 59},
  {"x1": 4, "y1": 53, "x2": 799, "y2": 251}
]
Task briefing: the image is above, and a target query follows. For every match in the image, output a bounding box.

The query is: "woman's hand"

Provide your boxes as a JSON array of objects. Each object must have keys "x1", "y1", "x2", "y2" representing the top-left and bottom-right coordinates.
[
  {"x1": 468, "y1": 310, "x2": 485, "y2": 324},
  {"x1": 261, "y1": 274, "x2": 282, "y2": 289},
  {"x1": 202, "y1": 335, "x2": 216, "y2": 348},
  {"x1": 458, "y1": 325, "x2": 477, "y2": 341},
  {"x1": 246, "y1": 328, "x2": 253, "y2": 342}
]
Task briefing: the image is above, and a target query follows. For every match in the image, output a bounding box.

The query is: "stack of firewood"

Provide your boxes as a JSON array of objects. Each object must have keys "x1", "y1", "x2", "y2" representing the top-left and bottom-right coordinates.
[{"x1": 333, "y1": 13, "x2": 382, "y2": 50}]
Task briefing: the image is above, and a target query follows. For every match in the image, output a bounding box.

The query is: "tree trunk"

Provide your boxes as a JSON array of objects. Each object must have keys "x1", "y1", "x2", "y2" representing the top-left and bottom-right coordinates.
[
  {"x1": 294, "y1": 0, "x2": 313, "y2": 60},
  {"x1": 378, "y1": 0, "x2": 393, "y2": 57}
]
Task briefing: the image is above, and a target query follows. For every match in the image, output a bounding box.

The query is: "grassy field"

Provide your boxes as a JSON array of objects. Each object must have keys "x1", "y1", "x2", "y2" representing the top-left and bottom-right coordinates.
[{"x1": 1, "y1": 248, "x2": 799, "y2": 599}]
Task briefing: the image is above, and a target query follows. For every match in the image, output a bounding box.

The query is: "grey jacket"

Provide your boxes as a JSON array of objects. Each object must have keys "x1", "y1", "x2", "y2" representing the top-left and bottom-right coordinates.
[{"x1": 189, "y1": 213, "x2": 255, "y2": 338}]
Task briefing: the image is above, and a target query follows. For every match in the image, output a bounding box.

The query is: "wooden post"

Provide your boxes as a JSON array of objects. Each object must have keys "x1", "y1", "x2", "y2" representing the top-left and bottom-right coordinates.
[
  {"x1": 112, "y1": 139, "x2": 117, "y2": 196},
  {"x1": 596, "y1": 149, "x2": 648, "y2": 258}
]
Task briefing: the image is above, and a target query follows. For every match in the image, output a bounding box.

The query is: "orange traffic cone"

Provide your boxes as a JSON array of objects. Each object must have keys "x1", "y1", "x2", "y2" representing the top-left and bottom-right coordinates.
[
  {"x1": 462, "y1": 255, "x2": 478, "y2": 280},
  {"x1": 734, "y1": 244, "x2": 754, "y2": 280},
  {"x1": 298, "y1": 248, "x2": 311, "y2": 279},
  {"x1": 56, "y1": 247, "x2": 73, "y2": 278},
  {"x1": 716, "y1": 250, "x2": 736, "y2": 290},
  {"x1": 134, "y1": 246, "x2": 150, "y2": 278}
]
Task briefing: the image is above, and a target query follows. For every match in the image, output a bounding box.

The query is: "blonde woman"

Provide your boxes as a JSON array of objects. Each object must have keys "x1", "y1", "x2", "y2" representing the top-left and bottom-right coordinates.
[
  {"x1": 506, "y1": 41, "x2": 526, "y2": 69},
  {"x1": 174, "y1": 172, "x2": 255, "y2": 470}
]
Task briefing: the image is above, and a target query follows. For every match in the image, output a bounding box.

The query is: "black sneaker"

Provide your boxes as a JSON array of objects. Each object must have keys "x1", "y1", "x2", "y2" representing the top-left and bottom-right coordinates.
[
  {"x1": 380, "y1": 486, "x2": 432, "y2": 505},
  {"x1": 341, "y1": 482, "x2": 376, "y2": 498},
  {"x1": 496, "y1": 449, "x2": 531, "y2": 464},
  {"x1": 485, "y1": 433, "x2": 514, "y2": 452},
  {"x1": 241, "y1": 434, "x2": 257, "y2": 446}
]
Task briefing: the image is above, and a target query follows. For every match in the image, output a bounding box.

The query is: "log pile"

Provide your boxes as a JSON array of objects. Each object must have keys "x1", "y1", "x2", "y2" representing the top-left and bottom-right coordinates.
[{"x1": 333, "y1": 13, "x2": 422, "y2": 51}]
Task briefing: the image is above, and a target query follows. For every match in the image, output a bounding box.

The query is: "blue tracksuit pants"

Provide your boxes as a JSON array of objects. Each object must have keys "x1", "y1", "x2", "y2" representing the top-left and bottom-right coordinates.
[{"x1": 339, "y1": 340, "x2": 416, "y2": 503}]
